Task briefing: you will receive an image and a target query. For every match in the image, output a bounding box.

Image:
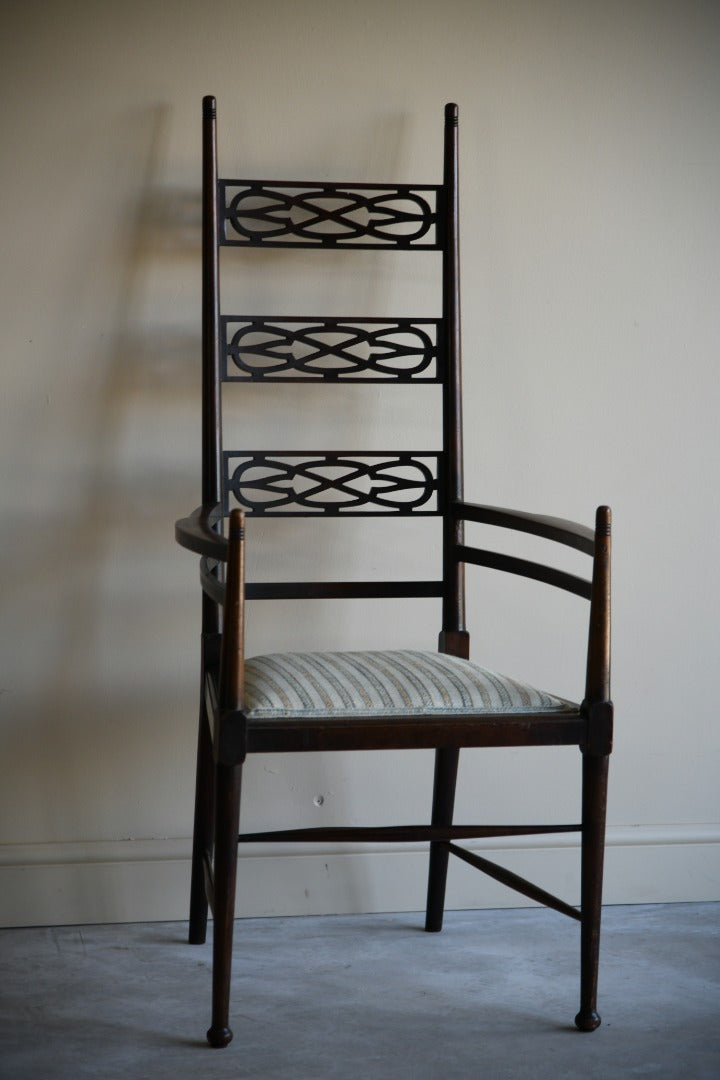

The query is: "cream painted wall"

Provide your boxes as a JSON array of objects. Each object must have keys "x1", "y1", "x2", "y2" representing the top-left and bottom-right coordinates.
[{"x1": 1, "y1": 0, "x2": 718, "y2": 926}]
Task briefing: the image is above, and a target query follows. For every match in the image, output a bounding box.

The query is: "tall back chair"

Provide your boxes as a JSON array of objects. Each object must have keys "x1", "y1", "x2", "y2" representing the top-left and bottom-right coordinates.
[{"x1": 176, "y1": 97, "x2": 613, "y2": 1049}]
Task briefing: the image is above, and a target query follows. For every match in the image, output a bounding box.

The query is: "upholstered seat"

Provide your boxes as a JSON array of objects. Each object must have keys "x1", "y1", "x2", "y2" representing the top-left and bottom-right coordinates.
[{"x1": 243, "y1": 650, "x2": 576, "y2": 719}]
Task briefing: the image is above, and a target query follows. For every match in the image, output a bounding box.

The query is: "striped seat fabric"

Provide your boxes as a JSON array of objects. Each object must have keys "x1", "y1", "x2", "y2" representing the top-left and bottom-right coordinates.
[{"x1": 243, "y1": 650, "x2": 576, "y2": 719}]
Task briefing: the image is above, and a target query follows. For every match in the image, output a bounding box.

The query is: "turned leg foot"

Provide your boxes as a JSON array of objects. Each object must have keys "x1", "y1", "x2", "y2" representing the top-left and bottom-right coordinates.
[
  {"x1": 207, "y1": 1024, "x2": 233, "y2": 1048},
  {"x1": 575, "y1": 1008, "x2": 601, "y2": 1032}
]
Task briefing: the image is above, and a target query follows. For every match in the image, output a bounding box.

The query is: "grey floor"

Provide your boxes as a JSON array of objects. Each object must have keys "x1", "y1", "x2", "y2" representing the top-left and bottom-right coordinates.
[{"x1": 1, "y1": 904, "x2": 718, "y2": 1080}]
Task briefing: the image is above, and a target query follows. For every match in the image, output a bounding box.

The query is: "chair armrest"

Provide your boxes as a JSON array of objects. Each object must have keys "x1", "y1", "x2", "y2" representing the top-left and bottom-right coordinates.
[
  {"x1": 453, "y1": 501, "x2": 595, "y2": 555},
  {"x1": 175, "y1": 504, "x2": 229, "y2": 560}
]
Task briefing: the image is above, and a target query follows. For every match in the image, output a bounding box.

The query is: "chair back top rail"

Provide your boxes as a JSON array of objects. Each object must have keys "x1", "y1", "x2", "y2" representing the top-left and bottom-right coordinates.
[{"x1": 221, "y1": 179, "x2": 441, "y2": 190}]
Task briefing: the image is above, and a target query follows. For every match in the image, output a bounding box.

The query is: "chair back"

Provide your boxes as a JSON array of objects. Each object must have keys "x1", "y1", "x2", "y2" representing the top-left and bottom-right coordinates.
[{"x1": 201, "y1": 98, "x2": 465, "y2": 637}]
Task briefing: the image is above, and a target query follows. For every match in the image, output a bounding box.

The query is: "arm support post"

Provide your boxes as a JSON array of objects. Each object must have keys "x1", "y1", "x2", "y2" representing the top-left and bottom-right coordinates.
[
  {"x1": 582, "y1": 505, "x2": 613, "y2": 754},
  {"x1": 217, "y1": 510, "x2": 247, "y2": 762}
]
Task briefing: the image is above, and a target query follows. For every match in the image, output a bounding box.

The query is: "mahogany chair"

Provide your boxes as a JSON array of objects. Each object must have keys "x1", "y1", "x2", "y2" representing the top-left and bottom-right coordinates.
[{"x1": 175, "y1": 96, "x2": 613, "y2": 1048}]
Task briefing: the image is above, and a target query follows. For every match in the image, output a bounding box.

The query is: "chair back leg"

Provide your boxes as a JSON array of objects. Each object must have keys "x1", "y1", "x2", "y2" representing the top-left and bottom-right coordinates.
[{"x1": 575, "y1": 752, "x2": 609, "y2": 1031}]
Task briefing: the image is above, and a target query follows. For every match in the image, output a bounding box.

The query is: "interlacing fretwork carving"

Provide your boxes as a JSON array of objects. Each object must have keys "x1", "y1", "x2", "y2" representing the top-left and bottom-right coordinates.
[
  {"x1": 222, "y1": 182, "x2": 439, "y2": 248},
  {"x1": 223, "y1": 318, "x2": 441, "y2": 381},
  {"x1": 224, "y1": 453, "x2": 441, "y2": 515}
]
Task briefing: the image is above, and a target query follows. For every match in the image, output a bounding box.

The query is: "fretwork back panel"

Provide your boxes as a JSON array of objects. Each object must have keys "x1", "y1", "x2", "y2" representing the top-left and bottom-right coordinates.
[
  {"x1": 214, "y1": 154, "x2": 453, "y2": 532},
  {"x1": 221, "y1": 317, "x2": 443, "y2": 382},
  {"x1": 223, "y1": 452, "x2": 443, "y2": 517},
  {"x1": 220, "y1": 181, "x2": 441, "y2": 249}
]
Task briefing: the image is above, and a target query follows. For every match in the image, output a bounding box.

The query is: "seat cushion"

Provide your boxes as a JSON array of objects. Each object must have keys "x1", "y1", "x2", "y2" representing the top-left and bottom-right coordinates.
[{"x1": 243, "y1": 650, "x2": 575, "y2": 719}]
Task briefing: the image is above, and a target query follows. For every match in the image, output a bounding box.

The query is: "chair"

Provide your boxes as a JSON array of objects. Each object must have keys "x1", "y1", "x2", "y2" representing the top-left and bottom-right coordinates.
[{"x1": 175, "y1": 96, "x2": 613, "y2": 1048}]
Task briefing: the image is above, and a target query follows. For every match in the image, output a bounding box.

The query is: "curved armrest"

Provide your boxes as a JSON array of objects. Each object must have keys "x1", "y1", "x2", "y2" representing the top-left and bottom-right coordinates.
[
  {"x1": 453, "y1": 501, "x2": 595, "y2": 556},
  {"x1": 175, "y1": 504, "x2": 229, "y2": 560}
]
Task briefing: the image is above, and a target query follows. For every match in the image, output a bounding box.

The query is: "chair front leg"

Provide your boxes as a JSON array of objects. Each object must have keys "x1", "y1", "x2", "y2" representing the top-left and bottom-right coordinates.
[
  {"x1": 575, "y1": 752, "x2": 609, "y2": 1032},
  {"x1": 425, "y1": 747, "x2": 460, "y2": 932},
  {"x1": 207, "y1": 762, "x2": 243, "y2": 1048}
]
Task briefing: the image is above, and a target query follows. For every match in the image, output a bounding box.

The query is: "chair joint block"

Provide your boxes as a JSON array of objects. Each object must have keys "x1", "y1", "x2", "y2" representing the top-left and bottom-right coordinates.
[
  {"x1": 581, "y1": 700, "x2": 613, "y2": 755},
  {"x1": 216, "y1": 708, "x2": 247, "y2": 765},
  {"x1": 438, "y1": 629, "x2": 470, "y2": 659},
  {"x1": 201, "y1": 631, "x2": 222, "y2": 669}
]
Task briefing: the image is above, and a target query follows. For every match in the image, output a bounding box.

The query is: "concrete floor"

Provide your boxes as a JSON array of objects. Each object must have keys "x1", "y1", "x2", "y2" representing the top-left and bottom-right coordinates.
[{"x1": 0, "y1": 903, "x2": 718, "y2": 1079}]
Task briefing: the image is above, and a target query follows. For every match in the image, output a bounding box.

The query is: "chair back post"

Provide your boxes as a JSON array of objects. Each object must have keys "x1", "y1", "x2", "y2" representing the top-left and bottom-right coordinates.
[
  {"x1": 440, "y1": 102, "x2": 468, "y2": 659},
  {"x1": 202, "y1": 95, "x2": 223, "y2": 511},
  {"x1": 201, "y1": 96, "x2": 223, "y2": 638}
]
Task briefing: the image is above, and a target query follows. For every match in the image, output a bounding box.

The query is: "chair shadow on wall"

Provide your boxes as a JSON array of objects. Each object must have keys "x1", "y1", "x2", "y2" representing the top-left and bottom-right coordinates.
[
  {"x1": 4, "y1": 102, "x2": 419, "y2": 921},
  {"x1": 1, "y1": 106, "x2": 199, "y2": 920}
]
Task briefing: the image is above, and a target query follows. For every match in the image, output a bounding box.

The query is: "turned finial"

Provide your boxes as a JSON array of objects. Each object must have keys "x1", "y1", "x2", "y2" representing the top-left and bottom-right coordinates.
[{"x1": 445, "y1": 102, "x2": 459, "y2": 125}]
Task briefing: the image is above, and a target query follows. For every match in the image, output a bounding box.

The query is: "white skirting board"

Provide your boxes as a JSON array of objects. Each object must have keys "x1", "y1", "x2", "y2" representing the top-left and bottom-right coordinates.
[{"x1": 0, "y1": 825, "x2": 718, "y2": 928}]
